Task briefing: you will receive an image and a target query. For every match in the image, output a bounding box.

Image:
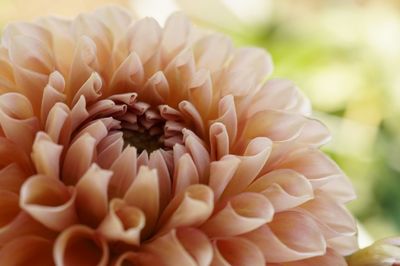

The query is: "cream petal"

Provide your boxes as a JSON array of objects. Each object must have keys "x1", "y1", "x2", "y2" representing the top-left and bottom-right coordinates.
[
  {"x1": 0, "y1": 163, "x2": 26, "y2": 193},
  {"x1": 75, "y1": 164, "x2": 112, "y2": 227},
  {"x1": 173, "y1": 153, "x2": 199, "y2": 195},
  {"x1": 242, "y1": 211, "x2": 326, "y2": 262},
  {"x1": 71, "y1": 72, "x2": 102, "y2": 106},
  {"x1": 208, "y1": 155, "x2": 241, "y2": 201},
  {"x1": 62, "y1": 133, "x2": 96, "y2": 185},
  {"x1": 45, "y1": 102, "x2": 71, "y2": 145},
  {"x1": 182, "y1": 129, "x2": 210, "y2": 184},
  {"x1": 54, "y1": 225, "x2": 108, "y2": 266},
  {"x1": 194, "y1": 34, "x2": 233, "y2": 73},
  {"x1": 127, "y1": 17, "x2": 162, "y2": 65},
  {"x1": 41, "y1": 71, "x2": 66, "y2": 126},
  {"x1": 66, "y1": 36, "x2": 98, "y2": 102},
  {"x1": 149, "y1": 150, "x2": 172, "y2": 210},
  {"x1": 2, "y1": 21, "x2": 51, "y2": 50},
  {"x1": 209, "y1": 122, "x2": 230, "y2": 161},
  {"x1": 0, "y1": 93, "x2": 40, "y2": 153},
  {"x1": 93, "y1": 6, "x2": 133, "y2": 41},
  {"x1": 211, "y1": 237, "x2": 265, "y2": 266},
  {"x1": 201, "y1": 192, "x2": 273, "y2": 237},
  {"x1": 31, "y1": 132, "x2": 63, "y2": 178},
  {"x1": 212, "y1": 95, "x2": 237, "y2": 146},
  {"x1": 20, "y1": 175, "x2": 77, "y2": 231},
  {"x1": 109, "y1": 146, "x2": 137, "y2": 198},
  {"x1": 161, "y1": 13, "x2": 191, "y2": 64},
  {"x1": 146, "y1": 228, "x2": 212, "y2": 266},
  {"x1": 108, "y1": 52, "x2": 144, "y2": 95},
  {"x1": 246, "y1": 169, "x2": 314, "y2": 212},
  {"x1": 221, "y1": 137, "x2": 272, "y2": 199},
  {"x1": 0, "y1": 236, "x2": 53, "y2": 266},
  {"x1": 124, "y1": 166, "x2": 160, "y2": 238},
  {"x1": 157, "y1": 184, "x2": 213, "y2": 235},
  {"x1": 295, "y1": 118, "x2": 331, "y2": 146},
  {"x1": 98, "y1": 198, "x2": 145, "y2": 245},
  {"x1": 188, "y1": 69, "x2": 212, "y2": 118}
]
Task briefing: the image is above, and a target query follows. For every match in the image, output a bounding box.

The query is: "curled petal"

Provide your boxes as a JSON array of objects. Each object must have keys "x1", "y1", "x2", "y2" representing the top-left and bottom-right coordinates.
[
  {"x1": 0, "y1": 137, "x2": 33, "y2": 175},
  {"x1": 149, "y1": 150, "x2": 172, "y2": 211},
  {"x1": 124, "y1": 166, "x2": 160, "y2": 238},
  {"x1": 146, "y1": 228, "x2": 212, "y2": 266},
  {"x1": 75, "y1": 164, "x2": 112, "y2": 227},
  {"x1": 31, "y1": 132, "x2": 63, "y2": 178},
  {"x1": 179, "y1": 100, "x2": 205, "y2": 138},
  {"x1": 211, "y1": 237, "x2": 265, "y2": 266},
  {"x1": 62, "y1": 133, "x2": 96, "y2": 185},
  {"x1": 45, "y1": 102, "x2": 71, "y2": 145},
  {"x1": 209, "y1": 122, "x2": 229, "y2": 161},
  {"x1": 188, "y1": 69, "x2": 212, "y2": 118},
  {"x1": 93, "y1": 6, "x2": 133, "y2": 41},
  {"x1": 157, "y1": 184, "x2": 214, "y2": 235},
  {"x1": 97, "y1": 131, "x2": 124, "y2": 169},
  {"x1": 172, "y1": 153, "x2": 199, "y2": 195},
  {"x1": 98, "y1": 198, "x2": 145, "y2": 245},
  {"x1": 222, "y1": 137, "x2": 272, "y2": 199},
  {"x1": 242, "y1": 211, "x2": 326, "y2": 262},
  {"x1": 54, "y1": 225, "x2": 108, "y2": 266},
  {"x1": 201, "y1": 192, "x2": 274, "y2": 237},
  {"x1": 109, "y1": 146, "x2": 137, "y2": 198},
  {"x1": 208, "y1": 155, "x2": 240, "y2": 201},
  {"x1": 141, "y1": 71, "x2": 169, "y2": 105},
  {"x1": 71, "y1": 71, "x2": 102, "y2": 106},
  {"x1": 41, "y1": 71, "x2": 66, "y2": 125},
  {"x1": 0, "y1": 189, "x2": 20, "y2": 228},
  {"x1": 70, "y1": 95, "x2": 89, "y2": 132},
  {"x1": 112, "y1": 251, "x2": 162, "y2": 266},
  {"x1": 20, "y1": 175, "x2": 77, "y2": 231},
  {"x1": 285, "y1": 248, "x2": 347, "y2": 266},
  {"x1": 0, "y1": 236, "x2": 53, "y2": 265},
  {"x1": 212, "y1": 95, "x2": 237, "y2": 145},
  {"x1": 246, "y1": 169, "x2": 314, "y2": 211}
]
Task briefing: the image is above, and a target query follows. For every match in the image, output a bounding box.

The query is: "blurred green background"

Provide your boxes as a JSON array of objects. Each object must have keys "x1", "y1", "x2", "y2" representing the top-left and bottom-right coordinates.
[{"x1": 1, "y1": 0, "x2": 400, "y2": 244}]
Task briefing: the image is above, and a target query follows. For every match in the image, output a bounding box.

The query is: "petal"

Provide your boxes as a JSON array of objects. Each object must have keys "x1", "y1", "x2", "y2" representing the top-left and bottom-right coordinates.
[
  {"x1": 201, "y1": 192, "x2": 274, "y2": 237},
  {"x1": 124, "y1": 166, "x2": 160, "y2": 238},
  {"x1": 31, "y1": 132, "x2": 63, "y2": 178},
  {"x1": 188, "y1": 69, "x2": 212, "y2": 117},
  {"x1": 172, "y1": 153, "x2": 199, "y2": 195},
  {"x1": 45, "y1": 102, "x2": 71, "y2": 145},
  {"x1": 54, "y1": 225, "x2": 108, "y2": 266},
  {"x1": 109, "y1": 146, "x2": 137, "y2": 198},
  {"x1": 75, "y1": 164, "x2": 112, "y2": 227},
  {"x1": 71, "y1": 72, "x2": 102, "y2": 106},
  {"x1": 157, "y1": 184, "x2": 214, "y2": 235},
  {"x1": 0, "y1": 163, "x2": 26, "y2": 193},
  {"x1": 212, "y1": 95, "x2": 237, "y2": 146},
  {"x1": 209, "y1": 122, "x2": 230, "y2": 161},
  {"x1": 20, "y1": 175, "x2": 77, "y2": 231},
  {"x1": 98, "y1": 198, "x2": 145, "y2": 245},
  {"x1": 246, "y1": 169, "x2": 314, "y2": 211},
  {"x1": 211, "y1": 237, "x2": 265, "y2": 266},
  {"x1": 0, "y1": 236, "x2": 53, "y2": 265},
  {"x1": 242, "y1": 211, "x2": 326, "y2": 262}
]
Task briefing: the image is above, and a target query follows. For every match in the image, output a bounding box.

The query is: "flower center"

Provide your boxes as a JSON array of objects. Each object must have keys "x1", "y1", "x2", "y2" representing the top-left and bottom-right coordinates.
[{"x1": 122, "y1": 129, "x2": 164, "y2": 154}]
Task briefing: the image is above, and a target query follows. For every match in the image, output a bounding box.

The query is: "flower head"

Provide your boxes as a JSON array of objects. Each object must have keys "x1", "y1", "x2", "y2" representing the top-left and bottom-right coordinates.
[{"x1": 0, "y1": 6, "x2": 358, "y2": 265}]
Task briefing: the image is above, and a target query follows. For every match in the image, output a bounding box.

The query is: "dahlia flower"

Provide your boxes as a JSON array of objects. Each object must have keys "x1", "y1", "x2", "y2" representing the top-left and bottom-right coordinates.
[{"x1": 0, "y1": 6, "x2": 358, "y2": 265}]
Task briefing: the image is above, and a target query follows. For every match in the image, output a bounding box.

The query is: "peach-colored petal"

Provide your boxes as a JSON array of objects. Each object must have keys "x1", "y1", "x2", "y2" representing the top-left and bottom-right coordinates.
[
  {"x1": 45, "y1": 102, "x2": 71, "y2": 145},
  {"x1": 221, "y1": 137, "x2": 272, "y2": 199},
  {"x1": 124, "y1": 166, "x2": 160, "y2": 238},
  {"x1": 31, "y1": 132, "x2": 63, "y2": 178},
  {"x1": 54, "y1": 225, "x2": 108, "y2": 266},
  {"x1": 211, "y1": 237, "x2": 265, "y2": 266},
  {"x1": 149, "y1": 150, "x2": 172, "y2": 210},
  {"x1": 0, "y1": 236, "x2": 54, "y2": 265},
  {"x1": 41, "y1": 71, "x2": 66, "y2": 125},
  {"x1": 98, "y1": 198, "x2": 145, "y2": 245},
  {"x1": 146, "y1": 228, "x2": 212, "y2": 266},
  {"x1": 93, "y1": 6, "x2": 132, "y2": 42},
  {"x1": 285, "y1": 248, "x2": 347, "y2": 266},
  {"x1": 201, "y1": 192, "x2": 273, "y2": 237},
  {"x1": 157, "y1": 184, "x2": 213, "y2": 235},
  {"x1": 188, "y1": 69, "x2": 212, "y2": 118},
  {"x1": 20, "y1": 175, "x2": 77, "y2": 231},
  {"x1": 179, "y1": 100, "x2": 206, "y2": 137},
  {"x1": 209, "y1": 122, "x2": 230, "y2": 161},
  {"x1": 141, "y1": 71, "x2": 170, "y2": 105},
  {"x1": 62, "y1": 133, "x2": 96, "y2": 185},
  {"x1": 246, "y1": 169, "x2": 314, "y2": 211},
  {"x1": 112, "y1": 251, "x2": 163, "y2": 266},
  {"x1": 0, "y1": 189, "x2": 20, "y2": 228},
  {"x1": 172, "y1": 153, "x2": 199, "y2": 195},
  {"x1": 0, "y1": 163, "x2": 26, "y2": 193},
  {"x1": 0, "y1": 137, "x2": 33, "y2": 173},
  {"x1": 212, "y1": 95, "x2": 237, "y2": 145},
  {"x1": 109, "y1": 146, "x2": 137, "y2": 198},
  {"x1": 75, "y1": 164, "x2": 112, "y2": 227},
  {"x1": 71, "y1": 71, "x2": 102, "y2": 106},
  {"x1": 242, "y1": 211, "x2": 326, "y2": 262}
]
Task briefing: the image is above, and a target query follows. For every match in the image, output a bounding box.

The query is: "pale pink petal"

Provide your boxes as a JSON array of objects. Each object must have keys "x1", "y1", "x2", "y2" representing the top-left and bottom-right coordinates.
[
  {"x1": 0, "y1": 236, "x2": 53, "y2": 265},
  {"x1": 242, "y1": 211, "x2": 326, "y2": 262},
  {"x1": 54, "y1": 225, "x2": 108, "y2": 266},
  {"x1": 124, "y1": 166, "x2": 160, "y2": 238},
  {"x1": 201, "y1": 192, "x2": 273, "y2": 237},
  {"x1": 246, "y1": 169, "x2": 314, "y2": 211},
  {"x1": 20, "y1": 175, "x2": 77, "y2": 231},
  {"x1": 75, "y1": 164, "x2": 112, "y2": 227},
  {"x1": 211, "y1": 237, "x2": 265, "y2": 266},
  {"x1": 157, "y1": 184, "x2": 213, "y2": 235},
  {"x1": 98, "y1": 198, "x2": 145, "y2": 245}
]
